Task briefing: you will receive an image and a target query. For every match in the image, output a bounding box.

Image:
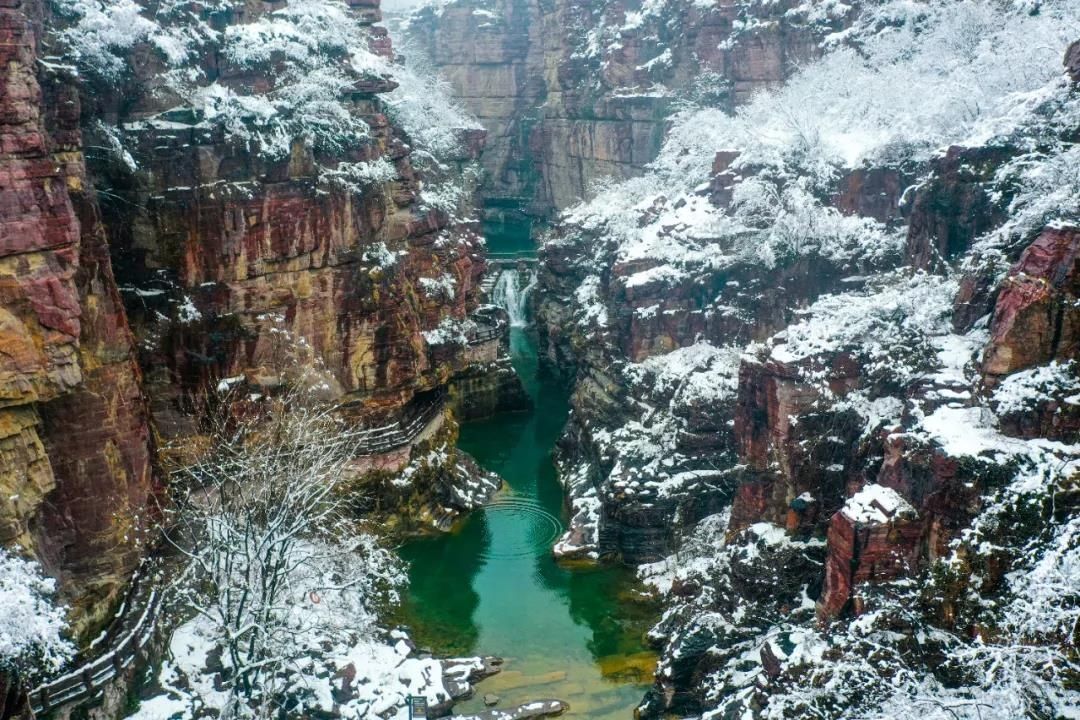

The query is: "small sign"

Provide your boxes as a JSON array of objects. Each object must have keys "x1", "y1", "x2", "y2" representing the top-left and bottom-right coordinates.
[{"x1": 408, "y1": 695, "x2": 428, "y2": 719}]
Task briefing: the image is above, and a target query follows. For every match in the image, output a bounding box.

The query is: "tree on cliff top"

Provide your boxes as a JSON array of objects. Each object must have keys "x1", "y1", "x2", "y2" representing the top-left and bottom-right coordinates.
[{"x1": 51, "y1": 0, "x2": 482, "y2": 168}]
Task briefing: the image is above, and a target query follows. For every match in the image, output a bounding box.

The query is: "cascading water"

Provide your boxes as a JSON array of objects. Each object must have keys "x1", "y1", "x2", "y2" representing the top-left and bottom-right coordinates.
[{"x1": 491, "y1": 267, "x2": 538, "y2": 327}]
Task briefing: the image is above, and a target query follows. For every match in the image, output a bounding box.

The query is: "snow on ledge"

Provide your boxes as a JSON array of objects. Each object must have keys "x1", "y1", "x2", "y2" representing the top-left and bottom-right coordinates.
[{"x1": 841, "y1": 484, "x2": 917, "y2": 525}]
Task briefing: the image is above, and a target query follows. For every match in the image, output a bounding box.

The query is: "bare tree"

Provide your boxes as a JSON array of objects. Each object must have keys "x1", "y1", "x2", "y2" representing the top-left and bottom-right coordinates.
[{"x1": 162, "y1": 369, "x2": 400, "y2": 718}]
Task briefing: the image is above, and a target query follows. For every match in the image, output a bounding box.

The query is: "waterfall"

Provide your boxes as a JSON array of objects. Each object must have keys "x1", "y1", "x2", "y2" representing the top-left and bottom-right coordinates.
[{"x1": 491, "y1": 267, "x2": 537, "y2": 327}]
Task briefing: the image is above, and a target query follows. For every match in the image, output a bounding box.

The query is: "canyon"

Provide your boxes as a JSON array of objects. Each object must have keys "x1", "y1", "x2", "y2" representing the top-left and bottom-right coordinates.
[
  {"x1": 1, "y1": 1, "x2": 1078, "y2": 720},
  {"x1": 404, "y1": 0, "x2": 836, "y2": 218},
  {"x1": 407, "y1": 1, "x2": 1080, "y2": 717}
]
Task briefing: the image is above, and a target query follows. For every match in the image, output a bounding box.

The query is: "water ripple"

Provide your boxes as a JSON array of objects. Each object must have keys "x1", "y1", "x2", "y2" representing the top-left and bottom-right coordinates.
[{"x1": 477, "y1": 497, "x2": 563, "y2": 561}]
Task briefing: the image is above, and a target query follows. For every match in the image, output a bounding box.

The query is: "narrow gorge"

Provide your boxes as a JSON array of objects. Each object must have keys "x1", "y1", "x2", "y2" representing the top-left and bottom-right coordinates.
[{"x1": 1, "y1": 1, "x2": 1078, "y2": 720}]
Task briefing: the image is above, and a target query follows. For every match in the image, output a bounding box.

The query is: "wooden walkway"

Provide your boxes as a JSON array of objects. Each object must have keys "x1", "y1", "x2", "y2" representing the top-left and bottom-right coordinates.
[
  {"x1": 30, "y1": 575, "x2": 163, "y2": 716},
  {"x1": 469, "y1": 309, "x2": 504, "y2": 345},
  {"x1": 24, "y1": 297, "x2": 528, "y2": 715},
  {"x1": 486, "y1": 252, "x2": 538, "y2": 269},
  {"x1": 354, "y1": 394, "x2": 446, "y2": 456}
]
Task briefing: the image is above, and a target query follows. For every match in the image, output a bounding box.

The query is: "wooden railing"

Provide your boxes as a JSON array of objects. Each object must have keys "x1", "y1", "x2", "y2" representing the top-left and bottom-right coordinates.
[
  {"x1": 486, "y1": 250, "x2": 537, "y2": 259},
  {"x1": 470, "y1": 324, "x2": 501, "y2": 345},
  {"x1": 30, "y1": 584, "x2": 163, "y2": 716},
  {"x1": 486, "y1": 253, "x2": 538, "y2": 267},
  {"x1": 353, "y1": 394, "x2": 446, "y2": 457},
  {"x1": 468, "y1": 311, "x2": 504, "y2": 346}
]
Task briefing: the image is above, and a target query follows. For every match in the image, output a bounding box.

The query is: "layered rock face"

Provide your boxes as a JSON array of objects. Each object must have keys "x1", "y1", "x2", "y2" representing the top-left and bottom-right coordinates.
[
  {"x1": 405, "y1": 0, "x2": 838, "y2": 216},
  {"x1": 1, "y1": 0, "x2": 502, "y2": 656},
  {"x1": 538, "y1": 227, "x2": 867, "y2": 563},
  {"x1": 532, "y1": 3, "x2": 1080, "y2": 715},
  {"x1": 71, "y1": 1, "x2": 491, "y2": 435},
  {"x1": 982, "y1": 224, "x2": 1080, "y2": 379},
  {"x1": 534, "y1": 133, "x2": 909, "y2": 564},
  {"x1": 0, "y1": 0, "x2": 157, "y2": 636}
]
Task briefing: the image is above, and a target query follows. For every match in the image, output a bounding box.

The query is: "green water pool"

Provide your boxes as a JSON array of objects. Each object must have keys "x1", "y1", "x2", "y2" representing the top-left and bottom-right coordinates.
[{"x1": 397, "y1": 327, "x2": 658, "y2": 719}]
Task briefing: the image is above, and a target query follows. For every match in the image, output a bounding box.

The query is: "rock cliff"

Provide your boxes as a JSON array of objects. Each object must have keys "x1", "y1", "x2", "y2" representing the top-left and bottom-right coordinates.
[
  {"x1": 1, "y1": 0, "x2": 504, "y2": 671},
  {"x1": 0, "y1": 0, "x2": 158, "y2": 639},
  {"x1": 67, "y1": 0, "x2": 492, "y2": 429},
  {"x1": 530, "y1": 2, "x2": 1080, "y2": 716},
  {"x1": 404, "y1": 0, "x2": 844, "y2": 217}
]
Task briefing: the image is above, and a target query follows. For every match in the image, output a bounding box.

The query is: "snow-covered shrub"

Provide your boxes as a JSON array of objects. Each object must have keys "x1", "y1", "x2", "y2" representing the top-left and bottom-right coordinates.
[
  {"x1": 51, "y1": 0, "x2": 382, "y2": 156},
  {"x1": 418, "y1": 273, "x2": 457, "y2": 301},
  {"x1": 641, "y1": 437, "x2": 1080, "y2": 720},
  {"x1": 0, "y1": 549, "x2": 73, "y2": 681},
  {"x1": 422, "y1": 315, "x2": 474, "y2": 347},
  {"x1": 992, "y1": 361, "x2": 1080, "y2": 416},
  {"x1": 637, "y1": 512, "x2": 827, "y2": 718},
  {"x1": 384, "y1": 36, "x2": 481, "y2": 162},
  {"x1": 318, "y1": 157, "x2": 400, "y2": 192},
  {"x1": 748, "y1": 453, "x2": 1080, "y2": 720},
  {"x1": 558, "y1": 0, "x2": 1079, "y2": 297},
  {"x1": 558, "y1": 3, "x2": 1080, "y2": 719},
  {"x1": 624, "y1": 341, "x2": 742, "y2": 409},
  {"x1": 417, "y1": 160, "x2": 484, "y2": 217},
  {"x1": 215, "y1": 0, "x2": 388, "y2": 156},
  {"x1": 51, "y1": 0, "x2": 191, "y2": 79},
  {"x1": 979, "y1": 141, "x2": 1080, "y2": 261},
  {"x1": 742, "y1": 0, "x2": 1080, "y2": 171},
  {"x1": 731, "y1": 177, "x2": 901, "y2": 268},
  {"x1": 50, "y1": 0, "x2": 481, "y2": 169},
  {"x1": 771, "y1": 271, "x2": 958, "y2": 387},
  {"x1": 385, "y1": 36, "x2": 485, "y2": 216}
]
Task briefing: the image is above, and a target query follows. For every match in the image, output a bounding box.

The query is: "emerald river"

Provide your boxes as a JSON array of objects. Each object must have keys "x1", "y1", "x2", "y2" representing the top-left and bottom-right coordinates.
[{"x1": 397, "y1": 222, "x2": 658, "y2": 719}]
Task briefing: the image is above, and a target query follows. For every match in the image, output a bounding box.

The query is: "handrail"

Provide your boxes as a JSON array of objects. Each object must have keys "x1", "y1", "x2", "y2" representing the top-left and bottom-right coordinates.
[
  {"x1": 27, "y1": 397, "x2": 450, "y2": 713},
  {"x1": 487, "y1": 257, "x2": 538, "y2": 265},
  {"x1": 26, "y1": 394, "x2": 455, "y2": 714},
  {"x1": 355, "y1": 396, "x2": 445, "y2": 457},
  {"x1": 30, "y1": 586, "x2": 164, "y2": 716},
  {"x1": 467, "y1": 311, "x2": 504, "y2": 346},
  {"x1": 485, "y1": 250, "x2": 537, "y2": 258},
  {"x1": 469, "y1": 326, "x2": 501, "y2": 345}
]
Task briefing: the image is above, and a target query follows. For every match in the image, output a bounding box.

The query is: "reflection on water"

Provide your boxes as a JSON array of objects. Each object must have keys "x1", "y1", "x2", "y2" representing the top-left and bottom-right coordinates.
[{"x1": 398, "y1": 243, "x2": 658, "y2": 717}]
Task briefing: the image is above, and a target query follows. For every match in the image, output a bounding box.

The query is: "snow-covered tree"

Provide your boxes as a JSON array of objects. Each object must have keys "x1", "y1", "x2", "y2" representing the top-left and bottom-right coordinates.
[
  {"x1": 50, "y1": 0, "x2": 458, "y2": 155},
  {"x1": 162, "y1": 372, "x2": 402, "y2": 717}
]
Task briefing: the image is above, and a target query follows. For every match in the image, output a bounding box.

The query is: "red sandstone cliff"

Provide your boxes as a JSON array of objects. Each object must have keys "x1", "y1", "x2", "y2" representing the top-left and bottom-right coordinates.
[
  {"x1": 64, "y1": 0, "x2": 492, "y2": 440},
  {"x1": 0, "y1": 0, "x2": 159, "y2": 639},
  {"x1": 532, "y1": 10, "x2": 1080, "y2": 715},
  {"x1": 2, "y1": 0, "x2": 496, "y2": 650}
]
